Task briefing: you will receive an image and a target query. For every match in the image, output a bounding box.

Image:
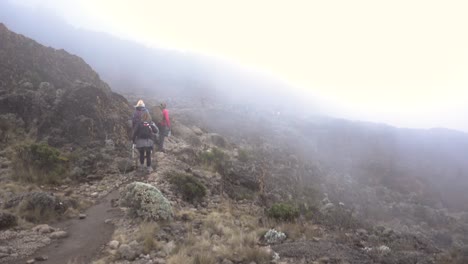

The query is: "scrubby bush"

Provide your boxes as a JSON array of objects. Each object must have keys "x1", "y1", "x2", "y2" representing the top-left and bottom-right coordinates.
[
  {"x1": 267, "y1": 203, "x2": 299, "y2": 221},
  {"x1": 237, "y1": 149, "x2": 249, "y2": 162},
  {"x1": 16, "y1": 192, "x2": 66, "y2": 223},
  {"x1": 193, "y1": 254, "x2": 216, "y2": 264},
  {"x1": 0, "y1": 211, "x2": 17, "y2": 230},
  {"x1": 199, "y1": 147, "x2": 227, "y2": 171},
  {"x1": 314, "y1": 206, "x2": 361, "y2": 230},
  {"x1": 120, "y1": 182, "x2": 173, "y2": 221},
  {"x1": 263, "y1": 229, "x2": 286, "y2": 244},
  {"x1": 12, "y1": 142, "x2": 68, "y2": 184},
  {"x1": 168, "y1": 172, "x2": 207, "y2": 203}
]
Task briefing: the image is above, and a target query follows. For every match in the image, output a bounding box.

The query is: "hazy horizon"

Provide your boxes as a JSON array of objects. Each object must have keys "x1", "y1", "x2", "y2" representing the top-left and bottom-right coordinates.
[{"x1": 6, "y1": 0, "x2": 468, "y2": 132}]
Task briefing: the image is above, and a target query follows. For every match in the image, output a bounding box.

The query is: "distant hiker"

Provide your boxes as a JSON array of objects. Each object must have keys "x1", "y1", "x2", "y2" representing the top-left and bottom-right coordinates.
[
  {"x1": 131, "y1": 100, "x2": 158, "y2": 173},
  {"x1": 157, "y1": 102, "x2": 171, "y2": 152}
]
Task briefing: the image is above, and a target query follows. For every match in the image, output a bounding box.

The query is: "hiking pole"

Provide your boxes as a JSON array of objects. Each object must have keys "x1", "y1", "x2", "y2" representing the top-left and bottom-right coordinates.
[{"x1": 132, "y1": 143, "x2": 135, "y2": 159}]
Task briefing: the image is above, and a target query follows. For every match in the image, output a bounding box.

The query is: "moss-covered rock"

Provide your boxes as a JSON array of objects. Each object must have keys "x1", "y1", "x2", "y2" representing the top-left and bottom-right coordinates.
[{"x1": 120, "y1": 182, "x2": 172, "y2": 221}]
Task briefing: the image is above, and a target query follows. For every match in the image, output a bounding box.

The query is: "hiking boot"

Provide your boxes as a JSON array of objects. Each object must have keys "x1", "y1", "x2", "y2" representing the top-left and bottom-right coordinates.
[
  {"x1": 146, "y1": 166, "x2": 153, "y2": 173},
  {"x1": 138, "y1": 165, "x2": 145, "y2": 172}
]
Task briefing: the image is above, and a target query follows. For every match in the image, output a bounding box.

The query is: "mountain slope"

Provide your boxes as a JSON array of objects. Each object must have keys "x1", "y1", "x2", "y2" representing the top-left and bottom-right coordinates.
[
  {"x1": 0, "y1": 2, "x2": 311, "y2": 110},
  {"x1": 0, "y1": 23, "x2": 131, "y2": 147}
]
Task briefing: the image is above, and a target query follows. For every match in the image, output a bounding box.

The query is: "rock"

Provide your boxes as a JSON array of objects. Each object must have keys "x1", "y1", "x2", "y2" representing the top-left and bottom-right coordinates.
[
  {"x1": 90, "y1": 192, "x2": 99, "y2": 198},
  {"x1": 50, "y1": 231, "x2": 68, "y2": 239},
  {"x1": 376, "y1": 245, "x2": 391, "y2": 255},
  {"x1": 34, "y1": 255, "x2": 48, "y2": 261},
  {"x1": 26, "y1": 259, "x2": 35, "y2": 264},
  {"x1": 317, "y1": 257, "x2": 330, "y2": 263},
  {"x1": 153, "y1": 257, "x2": 166, "y2": 264},
  {"x1": 109, "y1": 240, "x2": 120, "y2": 249},
  {"x1": 118, "y1": 244, "x2": 137, "y2": 261},
  {"x1": 221, "y1": 259, "x2": 234, "y2": 264},
  {"x1": 0, "y1": 246, "x2": 12, "y2": 254},
  {"x1": 0, "y1": 253, "x2": 9, "y2": 259},
  {"x1": 120, "y1": 182, "x2": 173, "y2": 221},
  {"x1": 320, "y1": 203, "x2": 335, "y2": 213},
  {"x1": 191, "y1": 126, "x2": 204, "y2": 136},
  {"x1": 21, "y1": 81, "x2": 33, "y2": 90},
  {"x1": 33, "y1": 224, "x2": 54, "y2": 234},
  {"x1": 38, "y1": 82, "x2": 53, "y2": 90},
  {"x1": 163, "y1": 241, "x2": 176, "y2": 255},
  {"x1": 264, "y1": 229, "x2": 287, "y2": 244},
  {"x1": 356, "y1": 229, "x2": 368, "y2": 236},
  {"x1": 0, "y1": 211, "x2": 17, "y2": 230},
  {"x1": 79, "y1": 214, "x2": 87, "y2": 219}
]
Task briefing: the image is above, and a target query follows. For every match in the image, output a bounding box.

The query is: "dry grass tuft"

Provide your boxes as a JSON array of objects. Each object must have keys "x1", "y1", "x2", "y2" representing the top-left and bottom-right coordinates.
[
  {"x1": 168, "y1": 208, "x2": 271, "y2": 264},
  {"x1": 193, "y1": 253, "x2": 217, "y2": 264},
  {"x1": 138, "y1": 222, "x2": 160, "y2": 254},
  {"x1": 167, "y1": 249, "x2": 192, "y2": 264}
]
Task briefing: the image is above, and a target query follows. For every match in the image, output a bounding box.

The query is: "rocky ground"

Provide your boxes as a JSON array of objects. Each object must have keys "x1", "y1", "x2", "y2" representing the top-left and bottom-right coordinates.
[{"x1": 0, "y1": 113, "x2": 464, "y2": 264}]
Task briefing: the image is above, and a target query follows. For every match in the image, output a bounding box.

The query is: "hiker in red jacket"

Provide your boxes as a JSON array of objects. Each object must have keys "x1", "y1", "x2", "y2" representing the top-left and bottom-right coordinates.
[{"x1": 157, "y1": 102, "x2": 171, "y2": 152}]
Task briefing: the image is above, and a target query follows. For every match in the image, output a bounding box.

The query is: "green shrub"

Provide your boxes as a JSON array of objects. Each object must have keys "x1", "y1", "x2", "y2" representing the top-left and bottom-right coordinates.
[
  {"x1": 12, "y1": 142, "x2": 68, "y2": 184},
  {"x1": 237, "y1": 149, "x2": 249, "y2": 162},
  {"x1": 168, "y1": 172, "x2": 207, "y2": 203},
  {"x1": 16, "y1": 192, "x2": 66, "y2": 223},
  {"x1": 267, "y1": 203, "x2": 299, "y2": 221},
  {"x1": 199, "y1": 147, "x2": 226, "y2": 170}
]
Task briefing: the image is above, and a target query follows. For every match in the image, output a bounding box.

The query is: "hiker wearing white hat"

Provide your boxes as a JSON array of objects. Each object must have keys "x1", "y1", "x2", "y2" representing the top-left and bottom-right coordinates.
[{"x1": 131, "y1": 99, "x2": 156, "y2": 173}]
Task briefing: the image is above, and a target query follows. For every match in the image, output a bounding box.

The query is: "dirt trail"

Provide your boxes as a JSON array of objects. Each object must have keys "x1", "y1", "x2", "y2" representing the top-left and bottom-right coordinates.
[{"x1": 14, "y1": 189, "x2": 122, "y2": 264}]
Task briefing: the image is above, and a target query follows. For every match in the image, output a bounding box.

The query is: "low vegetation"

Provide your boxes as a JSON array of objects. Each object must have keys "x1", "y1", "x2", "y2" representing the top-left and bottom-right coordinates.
[
  {"x1": 267, "y1": 203, "x2": 299, "y2": 221},
  {"x1": 237, "y1": 148, "x2": 249, "y2": 162},
  {"x1": 199, "y1": 147, "x2": 227, "y2": 172},
  {"x1": 138, "y1": 222, "x2": 160, "y2": 254},
  {"x1": 11, "y1": 142, "x2": 68, "y2": 184},
  {"x1": 167, "y1": 204, "x2": 271, "y2": 264},
  {"x1": 168, "y1": 172, "x2": 207, "y2": 203}
]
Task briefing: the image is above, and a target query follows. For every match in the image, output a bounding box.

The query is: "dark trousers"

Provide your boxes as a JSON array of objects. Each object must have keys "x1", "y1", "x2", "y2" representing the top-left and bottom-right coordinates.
[
  {"x1": 139, "y1": 148, "x2": 152, "y2": 167},
  {"x1": 157, "y1": 125, "x2": 168, "y2": 150}
]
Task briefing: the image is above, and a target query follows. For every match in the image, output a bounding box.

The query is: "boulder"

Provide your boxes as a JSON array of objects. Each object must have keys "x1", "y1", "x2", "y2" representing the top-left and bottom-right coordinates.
[
  {"x1": 50, "y1": 231, "x2": 68, "y2": 239},
  {"x1": 33, "y1": 224, "x2": 54, "y2": 234}
]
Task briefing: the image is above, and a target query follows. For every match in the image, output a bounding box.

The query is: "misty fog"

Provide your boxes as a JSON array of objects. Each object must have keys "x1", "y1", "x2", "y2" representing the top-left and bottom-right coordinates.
[
  {"x1": 3, "y1": 0, "x2": 468, "y2": 132},
  {"x1": 1, "y1": 1, "x2": 468, "y2": 206},
  {"x1": 2, "y1": 1, "x2": 468, "y2": 263}
]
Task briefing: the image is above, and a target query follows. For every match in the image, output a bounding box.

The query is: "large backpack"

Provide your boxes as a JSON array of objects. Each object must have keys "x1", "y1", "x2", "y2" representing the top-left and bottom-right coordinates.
[{"x1": 137, "y1": 121, "x2": 153, "y2": 139}]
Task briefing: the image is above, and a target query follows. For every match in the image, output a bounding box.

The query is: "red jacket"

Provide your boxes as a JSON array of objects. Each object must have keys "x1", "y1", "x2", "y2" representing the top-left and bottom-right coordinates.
[{"x1": 160, "y1": 109, "x2": 171, "y2": 128}]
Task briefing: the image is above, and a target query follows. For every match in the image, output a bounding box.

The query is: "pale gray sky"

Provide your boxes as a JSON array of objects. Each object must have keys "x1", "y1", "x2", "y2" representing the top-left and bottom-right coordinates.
[{"x1": 10, "y1": 0, "x2": 468, "y2": 131}]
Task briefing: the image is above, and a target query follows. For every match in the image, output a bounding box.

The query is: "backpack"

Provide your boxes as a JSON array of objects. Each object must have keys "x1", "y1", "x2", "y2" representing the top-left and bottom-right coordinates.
[{"x1": 137, "y1": 121, "x2": 153, "y2": 139}]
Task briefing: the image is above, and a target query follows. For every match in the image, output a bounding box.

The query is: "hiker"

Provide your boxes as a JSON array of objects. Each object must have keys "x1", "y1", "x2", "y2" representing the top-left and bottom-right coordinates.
[
  {"x1": 132, "y1": 100, "x2": 151, "y2": 128},
  {"x1": 131, "y1": 100, "x2": 158, "y2": 173},
  {"x1": 157, "y1": 102, "x2": 171, "y2": 152}
]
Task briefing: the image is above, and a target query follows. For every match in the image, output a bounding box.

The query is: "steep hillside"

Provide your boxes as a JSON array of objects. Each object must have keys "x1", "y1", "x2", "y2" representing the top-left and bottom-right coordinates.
[{"x1": 0, "y1": 23, "x2": 131, "y2": 148}]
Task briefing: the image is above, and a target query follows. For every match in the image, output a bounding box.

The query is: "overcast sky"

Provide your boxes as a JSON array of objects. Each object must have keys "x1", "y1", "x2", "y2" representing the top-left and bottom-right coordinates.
[{"x1": 10, "y1": 0, "x2": 468, "y2": 131}]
